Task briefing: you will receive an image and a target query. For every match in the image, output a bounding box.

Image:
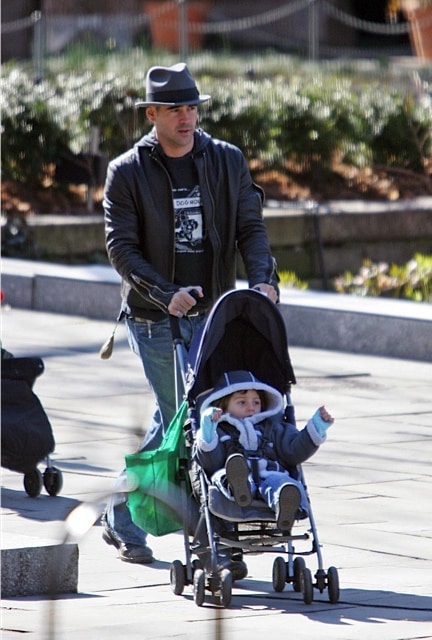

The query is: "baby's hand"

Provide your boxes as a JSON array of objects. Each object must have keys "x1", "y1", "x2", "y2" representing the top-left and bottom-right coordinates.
[
  {"x1": 200, "y1": 407, "x2": 221, "y2": 444},
  {"x1": 319, "y1": 406, "x2": 334, "y2": 424},
  {"x1": 312, "y1": 405, "x2": 334, "y2": 437},
  {"x1": 210, "y1": 408, "x2": 222, "y2": 423}
]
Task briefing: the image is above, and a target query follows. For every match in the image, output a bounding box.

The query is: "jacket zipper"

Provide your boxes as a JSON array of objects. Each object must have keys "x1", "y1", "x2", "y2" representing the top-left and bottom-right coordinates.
[
  {"x1": 201, "y1": 151, "x2": 222, "y2": 297},
  {"x1": 152, "y1": 151, "x2": 176, "y2": 283}
]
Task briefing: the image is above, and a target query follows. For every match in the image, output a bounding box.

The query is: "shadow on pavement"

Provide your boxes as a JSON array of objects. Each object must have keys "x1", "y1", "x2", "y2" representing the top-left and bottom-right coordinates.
[
  {"x1": 228, "y1": 583, "x2": 432, "y2": 623},
  {"x1": 1, "y1": 487, "x2": 79, "y2": 522}
]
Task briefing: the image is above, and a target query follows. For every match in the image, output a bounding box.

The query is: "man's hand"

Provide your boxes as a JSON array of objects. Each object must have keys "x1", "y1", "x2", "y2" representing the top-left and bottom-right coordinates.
[
  {"x1": 253, "y1": 283, "x2": 278, "y2": 303},
  {"x1": 168, "y1": 286, "x2": 203, "y2": 317}
]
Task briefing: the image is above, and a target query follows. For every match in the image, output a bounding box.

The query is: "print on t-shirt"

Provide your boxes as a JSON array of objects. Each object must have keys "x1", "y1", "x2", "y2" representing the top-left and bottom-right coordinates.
[{"x1": 173, "y1": 186, "x2": 204, "y2": 253}]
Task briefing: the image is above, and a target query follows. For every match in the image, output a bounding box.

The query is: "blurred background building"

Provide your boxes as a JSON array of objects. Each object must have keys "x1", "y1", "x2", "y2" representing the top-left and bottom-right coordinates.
[{"x1": 1, "y1": 0, "x2": 413, "y2": 63}]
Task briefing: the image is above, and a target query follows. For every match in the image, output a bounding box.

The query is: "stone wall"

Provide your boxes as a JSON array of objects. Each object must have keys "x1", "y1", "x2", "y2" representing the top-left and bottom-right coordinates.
[
  {"x1": 259, "y1": 199, "x2": 432, "y2": 286},
  {"x1": 22, "y1": 199, "x2": 432, "y2": 286}
]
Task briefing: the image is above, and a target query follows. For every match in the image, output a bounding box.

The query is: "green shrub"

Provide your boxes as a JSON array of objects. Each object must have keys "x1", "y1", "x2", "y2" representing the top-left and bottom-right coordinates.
[
  {"x1": 333, "y1": 254, "x2": 432, "y2": 302},
  {"x1": 0, "y1": 70, "x2": 71, "y2": 186},
  {"x1": 278, "y1": 270, "x2": 308, "y2": 290},
  {"x1": 87, "y1": 85, "x2": 143, "y2": 157},
  {"x1": 372, "y1": 94, "x2": 432, "y2": 172},
  {"x1": 1, "y1": 52, "x2": 431, "y2": 188}
]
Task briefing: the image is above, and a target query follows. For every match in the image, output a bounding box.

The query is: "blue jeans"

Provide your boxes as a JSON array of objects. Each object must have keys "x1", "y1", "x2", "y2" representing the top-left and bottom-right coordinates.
[
  {"x1": 212, "y1": 469, "x2": 308, "y2": 514},
  {"x1": 105, "y1": 313, "x2": 207, "y2": 546}
]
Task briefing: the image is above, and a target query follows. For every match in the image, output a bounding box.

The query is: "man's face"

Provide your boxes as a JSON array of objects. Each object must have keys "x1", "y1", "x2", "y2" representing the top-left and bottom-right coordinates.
[{"x1": 146, "y1": 104, "x2": 198, "y2": 157}]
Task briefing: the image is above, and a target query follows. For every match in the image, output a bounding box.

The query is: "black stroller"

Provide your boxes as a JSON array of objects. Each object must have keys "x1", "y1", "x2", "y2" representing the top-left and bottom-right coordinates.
[
  {"x1": 1, "y1": 351, "x2": 63, "y2": 497},
  {"x1": 166, "y1": 288, "x2": 340, "y2": 608}
]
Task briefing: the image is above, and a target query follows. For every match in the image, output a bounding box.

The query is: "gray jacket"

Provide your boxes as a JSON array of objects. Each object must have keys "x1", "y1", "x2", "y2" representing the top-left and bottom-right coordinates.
[
  {"x1": 195, "y1": 414, "x2": 322, "y2": 479},
  {"x1": 103, "y1": 128, "x2": 278, "y2": 317},
  {"x1": 194, "y1": 372, "x2": 325, "y2": 478}
]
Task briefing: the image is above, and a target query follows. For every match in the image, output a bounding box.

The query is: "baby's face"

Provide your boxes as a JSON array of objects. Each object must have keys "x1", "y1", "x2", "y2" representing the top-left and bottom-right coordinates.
[{"x1": 226, "y1": 390, "x2": 262, "y2": 419}]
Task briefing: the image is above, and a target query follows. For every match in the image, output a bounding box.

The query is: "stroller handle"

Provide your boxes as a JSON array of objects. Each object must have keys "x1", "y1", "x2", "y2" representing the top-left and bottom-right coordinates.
[
  {"x1": 170, "y1": 289, "x2": 201, "y2": 407},
  {"x1": 169, "y1": 289, "x2": 201, "y2": 340}
]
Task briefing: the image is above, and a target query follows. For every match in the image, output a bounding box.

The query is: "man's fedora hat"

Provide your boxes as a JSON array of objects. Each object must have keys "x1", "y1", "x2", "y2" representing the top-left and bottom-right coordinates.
[{"x1": 136, "y1": 62, "x2": 210, "y2": 108}]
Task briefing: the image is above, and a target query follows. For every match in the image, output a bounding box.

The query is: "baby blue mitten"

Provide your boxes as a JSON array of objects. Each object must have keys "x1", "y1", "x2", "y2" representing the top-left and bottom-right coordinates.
[
  {"x1": 200, "y1": 407, "x2": 219, "y2": 444},
  {"x1": 312, "y1": 409, "x2": 333, "y2": 437}
]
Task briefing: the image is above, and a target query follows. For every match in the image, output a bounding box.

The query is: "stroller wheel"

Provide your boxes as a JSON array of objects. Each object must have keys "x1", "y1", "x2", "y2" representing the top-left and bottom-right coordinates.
[
  {"x1": 219, "y1": 569, "x2": 232, "y2": 608},
  {"x1": 293, "y1": 556, "x2": 306, "y2": 592},
  {"x1": 43, "y1": 467, "x2": 63, "y2": 496},
  {"x1": 193, "y1": 569, "x2": 205, "y2": 607},
  {"x1": 300, "y1": 567, "x2": 314, "y2": 605},
  {"x1": 24, "y1": 469, "x2": 43, "y2": 497},
  {"x1": 170, "y1": 560, "x2": 186, "y2": 595},
  {"x1": 272, "y1": 556, "x2": 287, "y2": 592},
  {"x1": 191, "y1": 558, "x2": 203, "y2": 576},
  {"x1": 327, "y1": 566, "x2": 340, "y2": 603}
]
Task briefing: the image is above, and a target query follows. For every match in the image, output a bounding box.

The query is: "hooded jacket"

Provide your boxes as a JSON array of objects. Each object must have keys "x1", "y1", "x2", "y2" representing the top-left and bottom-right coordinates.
[
  {"x1": 194, "y1": 371, "x2": 326, "y2": 478},
  {"x1": 103, "y1": 128, "x2": 278, "y2": 318}
]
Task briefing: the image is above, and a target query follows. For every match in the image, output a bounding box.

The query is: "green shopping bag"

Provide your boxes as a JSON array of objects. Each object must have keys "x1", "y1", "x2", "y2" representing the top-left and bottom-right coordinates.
[{"x1": 125, "y1": 400, "x2": 189, "y2": 536}]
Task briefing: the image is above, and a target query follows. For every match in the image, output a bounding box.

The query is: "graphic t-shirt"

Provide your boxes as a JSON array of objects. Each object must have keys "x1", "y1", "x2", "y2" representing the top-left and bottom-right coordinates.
[{"x1": 162, "y1": 153, "x2": 212, "y2": 308}]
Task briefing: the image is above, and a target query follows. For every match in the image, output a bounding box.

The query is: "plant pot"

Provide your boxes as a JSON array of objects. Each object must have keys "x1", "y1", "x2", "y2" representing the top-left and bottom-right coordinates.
[
  {"x1": 404, "y1": 5, "x2": 432, "y2": 59},
  {"x1": 143, "y1": 1, "x2": 211, "y2": 52}
]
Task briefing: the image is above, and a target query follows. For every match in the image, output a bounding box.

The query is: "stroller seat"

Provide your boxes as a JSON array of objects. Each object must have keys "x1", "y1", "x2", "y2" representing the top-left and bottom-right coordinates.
[{"x1": 208, "y1": 484, "x2": 276, "y2": 523}]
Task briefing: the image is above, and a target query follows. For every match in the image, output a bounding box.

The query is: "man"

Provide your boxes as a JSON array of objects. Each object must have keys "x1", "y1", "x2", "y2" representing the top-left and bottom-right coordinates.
[{"x1": 102, "y1": 62, "x2": 279, "y2": 566}]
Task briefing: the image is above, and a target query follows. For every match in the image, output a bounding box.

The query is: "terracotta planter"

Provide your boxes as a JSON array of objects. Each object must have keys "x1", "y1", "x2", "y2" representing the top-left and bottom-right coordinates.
[
  {"x1": 404, "y1": 5, "x2": 432, "y2": 58},
  {"x1": 143, "y1": 1, "x2": 211, "y2": 52}
]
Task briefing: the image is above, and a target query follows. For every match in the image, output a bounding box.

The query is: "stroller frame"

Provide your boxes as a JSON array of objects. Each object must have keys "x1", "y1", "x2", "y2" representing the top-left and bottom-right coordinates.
[{"x1": 168, "y1": 289, "x2": 339, "y2": 607}]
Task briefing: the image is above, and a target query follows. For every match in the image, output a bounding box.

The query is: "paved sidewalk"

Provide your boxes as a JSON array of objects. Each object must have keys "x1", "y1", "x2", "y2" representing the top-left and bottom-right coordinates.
[{"x1": 1, "y1": 306, "x2": 432, "y2": 640}]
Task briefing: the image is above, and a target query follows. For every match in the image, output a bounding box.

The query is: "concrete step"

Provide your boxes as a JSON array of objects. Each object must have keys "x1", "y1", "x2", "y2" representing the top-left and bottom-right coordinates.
[
  {"x1": 277, "y1": 287, "x2": 432, "y2": 362},
  {"x1": 1, "y1": 538, "x2": 78, "y2": 597}
]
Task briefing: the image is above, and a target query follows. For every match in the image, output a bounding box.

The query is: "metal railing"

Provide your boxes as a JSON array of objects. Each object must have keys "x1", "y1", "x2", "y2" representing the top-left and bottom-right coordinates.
[{"x1": 1, "y1": 0, "x2": 425, "y2": 76}]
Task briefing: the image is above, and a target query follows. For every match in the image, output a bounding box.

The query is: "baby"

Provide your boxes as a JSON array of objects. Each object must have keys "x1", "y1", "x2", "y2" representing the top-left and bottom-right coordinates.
[{"x1": 194, "y1": 370, "x2": 334, "y2": 532}]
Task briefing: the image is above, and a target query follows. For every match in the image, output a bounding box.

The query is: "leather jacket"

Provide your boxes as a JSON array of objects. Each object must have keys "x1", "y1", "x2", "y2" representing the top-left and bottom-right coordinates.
[{"x1": 103, "y1": 128, "x2": 278, "y2": 318}]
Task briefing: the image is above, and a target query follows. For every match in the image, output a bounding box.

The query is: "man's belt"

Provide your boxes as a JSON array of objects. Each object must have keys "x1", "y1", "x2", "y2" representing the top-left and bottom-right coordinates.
[{"x1": 132, "y1": 307, "x2": 209, "y2": 323}]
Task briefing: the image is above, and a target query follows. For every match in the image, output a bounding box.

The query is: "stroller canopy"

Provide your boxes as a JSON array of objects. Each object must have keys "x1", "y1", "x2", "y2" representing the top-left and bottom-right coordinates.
[{"x1": 186, "y1": 289, "x2": 296, "y2": 410}]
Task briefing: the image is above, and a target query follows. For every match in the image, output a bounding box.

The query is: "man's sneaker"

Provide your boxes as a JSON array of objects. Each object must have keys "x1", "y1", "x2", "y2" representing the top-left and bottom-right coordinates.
[
  {"x1": 101, "y1": 516, "x2": 154, "y2": 564},
  {"x1": 225, "y1": 453, "x2": 252, "y2": 507},
  {"x1": 297, "y1": 507, "x2": 309, "y2": 520},
  {"x1": 275, "y1": 484, "x2": 301, "y2": 533}
]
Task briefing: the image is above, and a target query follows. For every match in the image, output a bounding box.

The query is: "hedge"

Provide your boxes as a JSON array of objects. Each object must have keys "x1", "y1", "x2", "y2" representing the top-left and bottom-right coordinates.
[{"x1": 1, "y1": 51, "x2": 431, "y2": 188}]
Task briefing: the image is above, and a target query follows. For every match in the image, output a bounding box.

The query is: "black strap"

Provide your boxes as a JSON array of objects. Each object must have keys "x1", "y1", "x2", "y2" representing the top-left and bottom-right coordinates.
[{"x1": 259, "y1": 421, "x2": 274, "y2": 453}]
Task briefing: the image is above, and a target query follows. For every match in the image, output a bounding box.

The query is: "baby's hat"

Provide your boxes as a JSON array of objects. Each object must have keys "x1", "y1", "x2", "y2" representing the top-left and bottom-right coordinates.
[{"x1": 199, "y1": 370, "x2": 283, "y2": 416}]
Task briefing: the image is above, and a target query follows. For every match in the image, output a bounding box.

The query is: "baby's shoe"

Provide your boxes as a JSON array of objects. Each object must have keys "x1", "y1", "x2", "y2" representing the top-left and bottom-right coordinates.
[
  {"x1": 275, "y1": 484, "x2": 302, "y2": 533},
  {"x1": 225, "y1": 454, "x2": 252, "y2": 507},
  {"x1": 296, "y1": 507, "x2": 309, "y2": 520}
]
